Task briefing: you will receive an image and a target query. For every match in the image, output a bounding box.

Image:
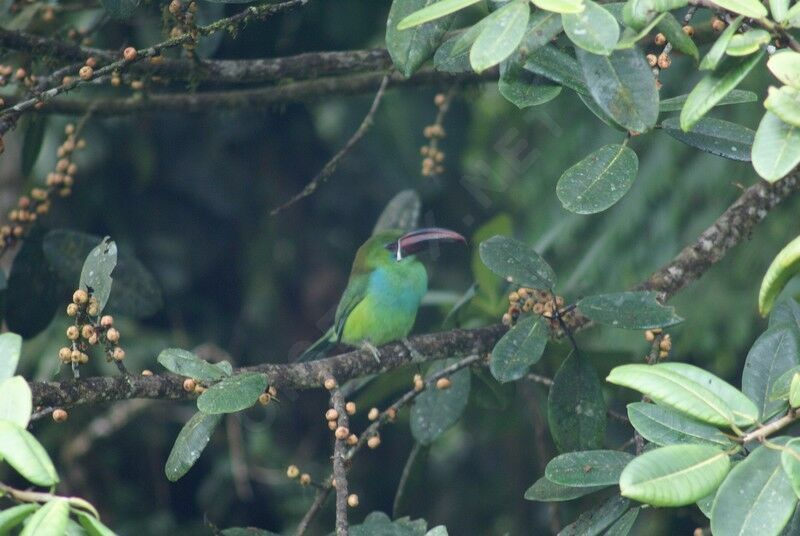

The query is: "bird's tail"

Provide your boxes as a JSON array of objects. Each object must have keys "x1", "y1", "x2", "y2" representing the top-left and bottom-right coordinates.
[{"x1": 294, "y1": 327, "x2": 337, "y2": 362}]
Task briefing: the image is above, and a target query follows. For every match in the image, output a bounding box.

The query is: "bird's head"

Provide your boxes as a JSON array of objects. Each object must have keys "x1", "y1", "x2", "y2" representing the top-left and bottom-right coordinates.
[{"x1": 355, "y1": 228, "x2": 466, "y2": 271}]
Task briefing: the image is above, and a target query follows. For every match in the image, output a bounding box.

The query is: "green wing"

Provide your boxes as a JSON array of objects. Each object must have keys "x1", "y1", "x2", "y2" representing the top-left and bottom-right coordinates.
[{"x1": 333, "y1": 273, "x2": 370, "y2": 342}]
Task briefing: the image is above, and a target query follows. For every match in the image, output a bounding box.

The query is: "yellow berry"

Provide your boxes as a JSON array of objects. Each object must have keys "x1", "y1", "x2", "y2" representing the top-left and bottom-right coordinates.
[
  {"x1": 345, "y1": 401, "x2": 356, "y2": 415},
  {"x1": 66, "y1": 326, "x2": 79, "y2": 340},
  {"x1": 112, "y1": 347, "x2": 125, "y2": 361},
  {"x1": 258, "y1": 393, "x2": 270, "y2": 405},
  {"x1": 436, "y1": 377, "x2": 451, "y2": 390},
  {"x1": 52, "y1": 408, "x2": 68, "y2": 422},
  {"x1": 346, "y1": 433, "x2": 358, "y2": 446},
  {"x1": 81, "y1": 324, "x2": 94, "y2": 339},
  {"x1": 58, "y1": 347, "x2": 72, "y2": 362},
  {"x1": 100, "y1": 315, "x2": 113, "y2": 327},
  {"x1": 183, "y1": 378, "x2": 196, "y2": 392},
  {"x1": 367, "y1": 435, "x2": 381, "y2": 449},
  {"x1": 334, "y1": 426, "x2": 349, "y2": 440},
  {"x1": 323, "y1": 378, "x2": 337, "y2": 390},
  {"x1": 123, "y1": 47, "x2": 137, "y2": 61},
  {"x1": 66, "y1": 303, "x2": 78, "y2": 316},
  {"x1": 325, "y1": 408, "x2": 339, "y2": 421},
  {"x1": 368, "y1": 407, "x2": 379, "y2": 421},
  {"x1": 286, "y1": 465, "x2": 299, "y2": 479},
  {"x1": 299, "y1": 473, "x2": 311, "y2": 485},
  {"x1": 347, "y1": 494, "x2": 359, "y2": 508},
  {"x1": 78, "y1": 65, "x2": 93, "y2": 80},
  {"x1": 72, "y1": 289, "x2": 88, "y2": 304},
  {"x1": 106, "y1": 327, "x2": 120, "y2": 343}
]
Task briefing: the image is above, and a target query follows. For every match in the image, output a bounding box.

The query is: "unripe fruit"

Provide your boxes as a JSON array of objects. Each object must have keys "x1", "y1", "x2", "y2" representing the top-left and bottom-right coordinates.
[
  {"x1": 73, "y1": 289, "x2": 88, "y2": 304},
  {"x1": 183, "y1": 378, "x2": 196, "y2": 392},
  {"x1": 123, "y1": 47, "x2": 137, "y2": 61},
  {"x1": 657, "y1": 53, "x2": 671, "y2": 69},
  {"x1": 346, "y1": 433, "x2": 358, "y2": 446},
  {"x1": 300, "y1": 473, "x2": 311, "y2": 485},
  {"x1": 100, "y1": 315, "x2": 113, "y2": 327},
  {"x1": 347, "y1": 494, "x2": 359, "y2": 507},
  {"x1": 81, "y1": 324, "x2": 94, "y2": 339},
  {"x1": 368, "y1": 407, "x2": 379, "y2": 421},
  {"x1": 323, "y1": 377, "x2": 337, "y2": 390},
  {"x1": 413, "y1": 373, "x2": 424, "y2": 392},
  {"x1": 334, "y1": 426, "x2": 349, "y2": 440},
  {"x1": 258, "y1": 393, "x2": 271, "y2": 405},
  {"x1": 142, "y1": 369, "x2": 153, "y2": 376},
  {"x1": 106, "y1": 328, "x2": 120, "y2": 343},
  {"x1": 66, "y1": 326, "x2": 79, "y2": 340},
  {"x1": 325, "y1": 409, "x2": 339, "y2": 421},
  {"x1": 286, "y1": 465, "x2": 299, "y2": 479},
  {"x1": 112, "y1": 347, "x2": 125, "y2": 361},
  {"x1": 436, "y1": 377, "x2": 451, "y2": 390},
  {"x1": 654, "y1": 33, "x2": 666, "y2": 46},
  {"x1": 67, "y1": 303, "x2": 79, "y2": 316},
  {"x1": 328, "y1": 420, "x2": 337, "y2": 430},
  {"x1": 367, "y1": 435, "x2": 381, "y2": 449},
  {"x1": 78, "y1": 65, "x2": 93, "y2": 80},
  {"x1": 345, "y1": 401, "x2": 356, "y2": 415},
  {"x1": 646, "y1": 54, "x2": 657, "y2": 67},
  {"x1": 52, "y1": 408, "x2": 68, "y2": 422}
]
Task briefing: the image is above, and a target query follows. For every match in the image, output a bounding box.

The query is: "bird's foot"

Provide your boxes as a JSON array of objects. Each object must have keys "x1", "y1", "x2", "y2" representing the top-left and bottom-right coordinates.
[
  {"x1": 361, "y1": 341, "x2": 382, "y2": 364},
  {"x1": 402, "y1": 337, "x2": 425, "y2": 362}
]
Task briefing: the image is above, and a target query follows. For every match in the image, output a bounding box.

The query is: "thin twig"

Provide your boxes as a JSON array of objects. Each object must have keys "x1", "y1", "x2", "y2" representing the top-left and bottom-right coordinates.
[
  {"x1": 271, "y1": 74, "x2": 391, "y2": 215},
  {"x1": 295, "y1": 485, "x2": 334, "y2": 536},
  {"x1": 392, "y1": 442, "x2": 422, "y2": 518},
  {"x1": 330, "y1": 388, "x2": 350, "y2": 536}
]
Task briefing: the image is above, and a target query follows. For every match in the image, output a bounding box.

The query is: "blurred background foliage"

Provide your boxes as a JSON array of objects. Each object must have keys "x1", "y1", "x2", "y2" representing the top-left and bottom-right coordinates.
[{"x1": 1, "y1": 1, "x2": 799, "y2": 534}]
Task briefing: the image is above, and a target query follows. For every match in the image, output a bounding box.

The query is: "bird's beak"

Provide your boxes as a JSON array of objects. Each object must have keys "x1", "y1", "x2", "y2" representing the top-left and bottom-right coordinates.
[{"x1": 387, "y1": 228, "x2": 466, "y2": 260}]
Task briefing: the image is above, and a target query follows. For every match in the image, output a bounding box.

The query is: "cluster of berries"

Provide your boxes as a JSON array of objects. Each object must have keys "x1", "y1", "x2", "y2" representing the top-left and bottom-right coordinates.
[
  {"x1": 420, "y1": 93, "x2": 448, "y2": 177},
  {"x1": 167, "y1": 0, "x2": 199, "y2": 52},
  {"x1": 502, "y1": 287, "x2": 566, "y2": 329},
  {"x1": 58, "y1": 289, "x2": 124, "y2": 366}
]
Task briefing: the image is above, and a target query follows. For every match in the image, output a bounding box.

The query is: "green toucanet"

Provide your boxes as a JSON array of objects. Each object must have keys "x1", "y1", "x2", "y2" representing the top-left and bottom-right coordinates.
[{"x1": 298, "y1": 228, "x2": 466, "y2": 362}]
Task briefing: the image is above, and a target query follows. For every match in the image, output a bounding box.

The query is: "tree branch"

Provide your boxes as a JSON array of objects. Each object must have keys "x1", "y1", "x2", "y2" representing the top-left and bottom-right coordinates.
[{"x1": 330, "y1": 388, "x2": 349, "y2": 536}]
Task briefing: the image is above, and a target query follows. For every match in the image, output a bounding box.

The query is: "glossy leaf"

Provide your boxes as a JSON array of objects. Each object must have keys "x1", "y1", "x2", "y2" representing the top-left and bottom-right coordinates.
[
  {"x1": 768, "y1": 50, "x2": 800, "y2": 88},
  {"x1": 771, "y1": 0, "x2": 790, "y2": 22},
  {"x1": 659, "y1": 89, "x2": 757, "y2": 112},
  {"x1": 743, "y1": 325, "x2": 800, "y2": 420},
  {"x1": 770, "y1": 365, "x2": 800, "y2": 401},
  {"x1": 620, "y1": 444, "x2": 730, "y2": 506},
  {"x1": 524, "y1": 45, "x2": 588, "y2": 94},
  {"x1": 615, "y1": 13, "x2": 665, "y2": 49},
  {"x1": 374, "y1": 190, "x2": 421, "y2": 234},
  {"x1": 548, "y1": 351, "x2": 607, "y2": 452},
  {"x1": 579, "y1": 92, "x2": 626, "y2": 130},
  {"x1": 752, "y1": 111, "x2": 800, "y2": 182},
  {"x1": 524, "y1": 476, "x2": 607, "y2": 501},
  {"x1": 727, "y1": 29, "x2": 770, "y2": 56},
  {"x1": 760, "y1": 235, "x2": 800, "y2": 317},
  {"x1": 562, "y1": 1, "x2": 619, "y2": 56},
  {"x1": 0, "y1": 376, "x2": 32, "y2": 428},
  {"x1": 197, "y1": 372, "x2": 267, "y2": 414},
  {"x1": 627, "y1": 402, "x2": 734, "y2": 448},
  {"x1": 0, "y1": 332, "x2": 22, "y2": 381},
  {"x1": 577, "y1": 291, "x2": 682, "y2": 329},
  {"x1": 603, "y1": 508, "x2": 639, "y2": 536},
  {"x1": 165, "y1": 411, "x2": 222, "y2": 481},
  {"x1": 700, "y1": 16, "x2": 743, "y2": 71},
  {"x1": 20, "y1": 499, "x2": 69, "y2": 536},
  {"x1": 661, "y1": 117, "x2": 753, "y2": 161},
  {"x1": 607, "y1": 364, "x2": 735, "y2": 427},
  {"x1": 158, "y1": 348, "x2": 230, "y2": 381},
  {"x1": 576, "y1": 47, "x2": 658, "y2": 133},
  {"x1": 479, "y1": 235, "x2": 556, "y2": 290},
  {"x1": 531, "y1": 0, "x2": 585, "y2": 14},
  {"x1": 397, "y1": 0, "x2": 481, "y2": 29},
  {"x1": 387, "y1": 0, "x2": 454, "y2": 77},
  {"x1": 712, "y1": 438, "x2": 797, "y2": 536},
  {"x1": 657, "y1": 13, "x2": 698, "y2": 61},
  {"x1": 657, "y1": 362, "x2": 758, "y2": 426},
  {"x1": 682, "y1": 50, "x2": 765, "y2": 131},
  {"x1": 766, "y1": 85, "x2": 800, "y2": 128},
  {"x1": 0, "y1": 504, "x2": 37, "y2": 534},
  {"x1": 499, "y1": 60, "x2": 562, "y2": 108},
  {"x1": 349, "y1": 512, "x2": 428, "y2": 536},
  {"x1": 470, "y1": 1, "x2": 530, "y2": 73},
  {"x1": 715, "y1": 0, "x2": 767, "y2": 17},
  {"x1": 411, "y1": 359, "x2": 471, "y2": 445},
  {"x1": 545, "y1": 450, "x2": 634, "y2": 486},
  {"x1": 434, "y1": 31, "x2": 475, "y2": 72},
  {"x1": 490, "y1": 315, "x2": 548, "y2": 382},
  {"x1": 557, "y1": 495, "x2": 629, "y2": 536},
  {"x1": 782, "y1": 438, "x2": 800, "y2": 498},
  {"x1": 79, "y1": 237, "x2": 117, "y2": 315},
  {"x1": 520, "y1": 10, "x2": 563, "y2": 50},
  {"x1": 0, "y1": 421, "x2": 58, "y2": 486},
  {"x1": 556, "y1": 144, "x2": 638, "y2": 214},
  {"x1": 74, "y1": 511, "x2": 116, "y2": 536},
  {"x1": 769, "y1": 298, "x2": 800, "y2": 329}
]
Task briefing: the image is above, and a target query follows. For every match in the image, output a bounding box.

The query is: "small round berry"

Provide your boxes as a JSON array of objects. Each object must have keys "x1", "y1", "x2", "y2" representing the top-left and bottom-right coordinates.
[
  {"x1": 168, "y1": 0, "x2": 181, "y2": 13},
  {"x1": 100, "y1": 315, "x2": 114, "y2": 327},
  {"x1": 323, "y1": 378, "x2": 337, "y2": 390},
  {"x1": 325, "y1": 408, "x2": 339, "y2": 421},
  {"x1": 79, "y1": 352, "x2": 89, "y2": 364},
  {"x1": 67, "y1": 163, "x2": 77, "y2": 175},
  {"x1": 657, "y1": 53, "x2": 671, "y2": 69},
  {"x1": 73, "y1": 289, "x2": 88, "y2": 304},
  {"x1": 328, "y1": 420, "x2": 337, "y2": 430},
  {"x1": 78, "y1": 65, "x2": 93, "y2": 80},
  {"x1": 346, "y1": 433, "x2": 358, "y2": 446},
  {"x1": 286, "y1": 464, "x2": 300, "y2": 479},
  {"x1": 183, "y1": 378, "x2": 196, "y2": 392},
  {"x1": 193, "y1": 384, "x2": 205, "y2": 394},
  {"x1": 58, "y1": 347, "x2": 72, "y2": 362},
  {"x1": 334, "y1": 426, "x2": 349, "y2": 440},
  {"x1": 87, "y1": 303, "x2": 99, "y2": 316},
  {"x1": 345, "y1": 401, "x2": 356, "y2": 415},
  {"x1": 65, "y1": 124, "x2": 75, "y2": 135},
  {"x1": 76, "y1": 139, "x2": 86, "y2": 150},
  {"x1": 15, "y1": 68, "x2": 26, "y2": 81},
  {"x1": 123, "y1": 47, "x2": 137, "y2": 61},
  {"x1": 436, "y1": 377, "x2": 451, "y2": 390},
  {"x1": 268, "y1": 385, "x2": 278, "y2": 397},
  {"x1": 299, "y1": 473, "x2": 311, "y2": 485},
  {"x1": 413, "y1": 373, "x2": 424, "y2": 392},
  {"x1": 258, "y1": 393, "x2": 271, "y2": 405},
  {"x1": 130, "y1": 80, "x2": 144, "y2": 90},
  {"x1": 66, "y1": 303, "x2": 79, "y2": 316},
  {"x1": 81, "y1": 324, "x2": 94, "y2": 339},
  {"x1": 386, "y1": 407, "x2": 397, "y2": 421},
  {"x1": 85, "y1": 57, "x2": 97, "y2": 68},
  {"x1": 645, "y1": 330, "x2": 655, "y2": 342},
  {"x1": 66, "y1": 326, "x2": 79, "y2": 340},
  {"x1": 112, "y1": 347, "x2": 125, "y2": 361},
  {"x1": 347, "y1": 494, "x2": 359, "y2": 508},
  {"x1": 654, "y1": 33, "x2": 666, "y2": 46},
  {"x1": 368, "y1": 407, "x2": 379, "y2": 421},
  {"x1": 367, "y1": 435, "x2": 381, "y2": 449},
  {"x1": 434, "y1": 93, "x2": 446, "y2": 107},
  {"x1": 682, "y1": 25, "x2": 694, "y2": 36},
  {"x1": 70, "y1": 349, "x2": 82, "y2": 363},
  {"x1": 646, "y1": 53, "x2": 657, "y2": 67},
  {"x1": 501, "y1": 313, "x2": 512, "y2": 326},
  {"x1": 142, "y1": 369, "x2": 153, "y2": 376},
  {"x1": 711, "y1": 17, "x2": 726, "y2": 32},
  {"x1": 106, "y1": 327, "x2": 120, "y2": 343},
  {"x1": 52, "y1": 408, "x2": 68, "y2": 422},
  {"x1": 111, "y1": 75, "x2": 121, "y2": 87}
]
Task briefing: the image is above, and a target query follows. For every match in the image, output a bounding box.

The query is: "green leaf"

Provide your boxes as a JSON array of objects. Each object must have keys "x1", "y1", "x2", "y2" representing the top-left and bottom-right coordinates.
[
  {"x1": 768, "y1": 50, "x2": 800, "y2": 88},
  {"x1": 165, "y1": 411, "x2": 222, "y2": 481},
  {"x1": 490, "y1": 315, "x2": 548, "y2": 382},
  {"x1": 6, "y1": 227, "x2": 60, "y2": 339},
  {"x1": 681, "y1": 50, "x2": 765, "y2": 131},
  {"x1": 727, "y1": 29, "x2": 771, "y2": 56},
  {"x1": 20, "y1": 499, "x2": 69, "y2": 536},
  {"x1": 157, "y1": 348, "x2": 230, "y2": 381},
  {"x1": 627, "y1": 402, "x2": 735, "y2": 448},
  {"x1": 498, "y1": 60, "x2": 562, "y2": 108},
  {"x1": 43, "y1": 229, "x2": 163, "y2": 318},
  {"x1": 577, "y1": 291, "x2": 682, "y2": 329},
  {"x1": 760, "y1": 235, "x2": 800, "y2": 317},
  {"x1": 531, "y1": 0, "x2": 585, "y2": 14},
  {"x1": 100, "y1": 0, "x2": 139, "y2": 18},
  {"x1": 524, "y1": 45, "x2": 588, "y2": 94},
  {"x1": 579, "y1": 93, "x2": 626, "y2": 130},
  {"x1": 0, "y1": 332, "x2": 22, "y2": 381},
  {"x1": 548, "y1": 351, "x2": 607, "y2": 452},
  {"x1": 545, "y1": 450, "x2": 634, "y2": 486},
  {"x1": 562, "y1": 1, "x2": 619, "y2": 56},
  {"x1": 657, "y1": 362, "x2": 758, "y2": 426},
  {"x1": 576, "y1": 47, "x2": 658, "y2": 133},
  {"x1": 397, "y1": 0, "x2": 481, "y2": 29},
  {"x1": 620, "y1": 444, "x2": 731, "y2": 506},
  {"x1": 603, "y1": 508, "x2": 639, "y2": 536},
  {"x1": 787, "y1": 1, "x2": 800, "y2": 26},
  {"x1": 434, "y1": 32, "x2": 473, "y2": 73},
  {"x1": 771, "y1": 0, "x2": 790, "y2": 22},
  {"x1": 0, "y1": 420, "x2": 58, "y2": 486},
  {"x1": 656, "y1": 13, "x2": 698, "y2": 61},
  {"x1": 606, "y1": 364, "x2": 735, "y2": 427},
  {"x1": 769, "y1": 298, "x2": 800, "y2": 329},
  {"x1": 471, "y1": 367, "x2": 514, "y2": 410},
  {"x1": 372, "y1": 190, "x2": 421, "y2": 234},
  {"x1": 556, "y1": 144, "x2": 638, "y2": 214},
  {"x1": 196, "y1": 372, "x2": 267, "y2": 414},
  {"x1": 0, "y1": 504, "x2": 38, "y2": 533},
  {"x1": 743, "y1": 325, "x2": 800, "y2": 420},
  {"x1": 712, "y1": 438, "x2": 797, "y2": 536},
  {"x1": 700, "y1": 16, "x2": 743, "y2": 71},
  {"x1": 770, "y1": 365, "x2": 800, "y2": 401},
  {"x1": 782, "y1": 438, "x2": 800, "y2": 498},
  {"x1": 387, "y1": 0, "x2": 455, "y2": 77},
  {"x1": 524, "y1": 476, "x2": 608, "y2": 501},
  {"x1": 661, "y1": 117, "x2": 754, "y2": 161},
  {"x1": 790, "y1": 373, "x2": 800, "y2": 407},
  {"x1": 558, "y1": 495, "x2": 629, "y2": 536},
  {"x1": 74, "y1": 511, "x2": 116, "y2": 536},
  {"x1": 79, "y1": 237, "x2": 117, "y2": 315},
  {"x1": 470, "y1": 1, "x2": 530, "y2": 73},
  {"x1": 520, "y1": 10, "x2": 563, "y2": 51},
  {"x1": 21, "y1": 116, "x2": 47, "y2": 178},
  {"x1": 766, "y1": 85, "x2": 800, "y2": 128},
  {"x1": 479, "y1": 235, "x2": 556, "y2": 290},
  {"x1": 716, "y1": 0, "x2": 768, "y2": 17},
  {"x1": 615, "y1": 13, "x2": 665, "y2": 49},
  {"x1": 471, "y1": 214, "x2": 513, "y2": 302},
  {"x1": 411, "y1": 359, "x2": 471, "y2": 445},
  {"x1": 350, "y1": 512, "x2": 428, "y2": 536},
  {"x1": 752, "y1": 111, "x2": 800, "y2": 183},
  {"x1": 659, "y1": 89, "x2": 757, "y2": 112},
  {"x1": 220, "y1": 529, "x2": 279, "y2": 536},
  {"x1": 0, "y1": 376, "x2": 32, "y2": 428}
]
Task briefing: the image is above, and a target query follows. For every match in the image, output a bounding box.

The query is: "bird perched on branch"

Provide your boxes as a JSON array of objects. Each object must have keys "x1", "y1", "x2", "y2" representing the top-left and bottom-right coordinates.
[{"x1": 297, "y1": 227, "x2": 466, "y2": 362}]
